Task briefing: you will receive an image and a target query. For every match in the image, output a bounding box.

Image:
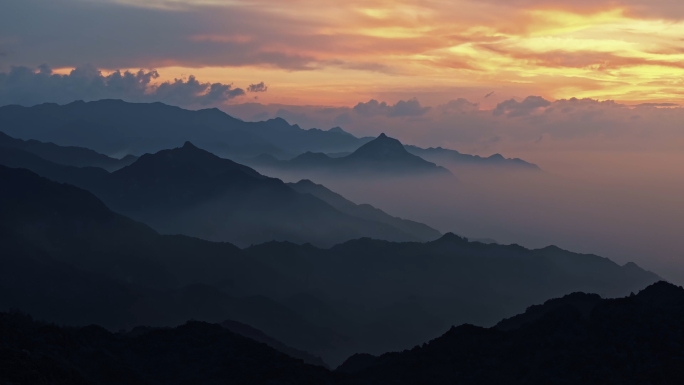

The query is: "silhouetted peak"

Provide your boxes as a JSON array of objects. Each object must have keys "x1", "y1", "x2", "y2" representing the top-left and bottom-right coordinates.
[
  {"x1": 267, "y1": 117, "x2": 291, "y2": 128},
  {"x1": 294, "y1": 179, "x2": 318, "y2": 187},
  {"x1": 291, "y1": 152, "x2": 331, "y2": 162},
  {"x1": 328, "y1": 126, "x2": 347, "y2": 134},
  {"x1": 115, "y1": 140, "x2": 263, "y2": 180},
  {"x1": 337, "y1": 353, "x2": 378, "y2": 374},
  {"x1": 435, "y1": 232, "x2": 468, "y2": 244},
  {"x1": 488, "y1": 153, "x2": 505, "y2": 160},
  {"x1": 636, "y1": 281, "x2": 684, "y2": 305},
  {"x1": 349, "y1": 133, "x2": 411, "y2": 160}
]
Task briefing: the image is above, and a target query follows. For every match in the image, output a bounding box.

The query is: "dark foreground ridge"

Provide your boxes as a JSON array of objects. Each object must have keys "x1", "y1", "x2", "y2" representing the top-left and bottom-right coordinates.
[{"x1": 2, "y1": 282, "x2": 684, "y2": 384}]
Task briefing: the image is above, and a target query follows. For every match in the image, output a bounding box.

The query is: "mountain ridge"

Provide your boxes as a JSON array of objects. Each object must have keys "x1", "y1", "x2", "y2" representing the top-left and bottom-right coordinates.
[{"x1": 249, "y1": 133, "x2": 453, "y2": 177}]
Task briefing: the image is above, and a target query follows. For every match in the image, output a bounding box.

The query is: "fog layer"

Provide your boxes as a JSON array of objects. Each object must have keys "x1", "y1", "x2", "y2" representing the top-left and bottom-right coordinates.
[{"x1": 252, "y1": 149, "x2": 684, "y2": 285}]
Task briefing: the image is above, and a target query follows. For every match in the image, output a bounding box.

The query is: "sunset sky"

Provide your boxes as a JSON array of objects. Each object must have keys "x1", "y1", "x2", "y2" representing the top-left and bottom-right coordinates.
[{"x1": 2, "y1": 0, "x2": 684, "y2": 107}]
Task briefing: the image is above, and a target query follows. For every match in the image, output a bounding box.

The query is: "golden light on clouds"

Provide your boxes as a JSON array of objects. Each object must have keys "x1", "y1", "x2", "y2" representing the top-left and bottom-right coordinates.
[{"x1": 82, "y1": 0, "x2": 684, "y2": 104}]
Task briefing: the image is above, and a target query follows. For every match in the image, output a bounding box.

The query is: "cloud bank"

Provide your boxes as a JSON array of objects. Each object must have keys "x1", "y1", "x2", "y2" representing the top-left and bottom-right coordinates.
[
  {"x1": 222, "y1": 96, "x2": 684, "y2": 157},
  {"x1": 0, "y1": 65, "x2": 244, "y2": 107},
  {"x1": 353, "y1": 98, "x2": 431, "y2": 118}
]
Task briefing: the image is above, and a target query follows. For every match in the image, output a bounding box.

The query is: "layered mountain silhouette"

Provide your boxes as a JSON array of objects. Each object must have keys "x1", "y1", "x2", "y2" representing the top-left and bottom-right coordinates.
[
  {"x1": 405, "y1": 145, "x2": 541, "y2": 170},
  {"x1": 250, "y1": 133, "x2": 453, "y2": 177},
  {"x1": 0, "y1": 143, "x2": 426, "y2": 247},
  {"x1": 243, "y1": 235, "x2": 659, "y2": 361},
  {"x1": 0, "y1": 130, "x2": 137, "y2": 171},
  {"x1": 0, "y1": 100, "x2": 366, "y2": 159},
  {"x1": 0, "y1": 165, "x2": 343, "y2": 357},
  {"x1": 247, "y1": 117, "x2": 374, "y2": 154},
  {"x1": 0, "y1": 312, "x2": 333, "y2": 385},
  {"x1": 0, "y1": 99, "x2": 537, "y2": 169},
  {"x1": 288, "y1": 179, "x2": 442, "y2": 241},
  {"x1": 221, "y1": 319, "x2": 329, "y2": 368},
  {"x1": 4, "y1": 282, "x2": 684, "y2": 384},
  {"x1": 106, "y1": 141, "x2": 426, "y2": 246},
  {"x1": 337, "y1": 281, "x2": 684, "y2": 384},
  {"x1": 0, "y1": 100, "x2": 285, "y2": 158},
  {"x1": 0, "y1": 164, "x2": 661, "y2": 366}
]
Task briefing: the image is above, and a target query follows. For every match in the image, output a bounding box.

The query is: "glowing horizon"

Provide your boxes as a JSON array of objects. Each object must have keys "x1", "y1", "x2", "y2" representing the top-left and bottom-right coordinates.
[{"x1": 4, "y1": 0, "x2": 684, "y2": 106}]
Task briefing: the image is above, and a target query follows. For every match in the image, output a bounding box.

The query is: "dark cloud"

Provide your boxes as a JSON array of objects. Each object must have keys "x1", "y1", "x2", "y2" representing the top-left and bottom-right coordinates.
[
  {"x1": 484, "y1": 91, "x2": 495, "y2": 98},
  {"x1": 0, "y1": 65, "x2": 244, "y2": 107},
  {"x1": 247, "y1": 82, "x2": 268, "y2": 92},
  {"x1": 0, "y1": 0, "x2": 320, "y2": 71},
  {"x1": 493, "y1": 96, "x2": 551, "y2": 117},
  {"x1": 353, "y1": 98, "x2": 431, "y2": 118}
]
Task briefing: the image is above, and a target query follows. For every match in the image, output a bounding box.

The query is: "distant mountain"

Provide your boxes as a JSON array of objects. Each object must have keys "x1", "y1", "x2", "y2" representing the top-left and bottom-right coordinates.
[
  {"x1": 0, "y1": 145, "x2": 110, "y2": 189},
  {"x1": 247, "y1": 117, "x2": 374, "y2": 154},
  {"x1": 337, "y1": 281, "x2": 684, "y2": 384},
  {"x1": 0, "y1": 99, "x2": 539, "y2": 169},
  {"x1": 0, "y1": 100, "x2": 287, "y2": 158},
  {"x1": 250, "y1": 133, "x2": 453, "y2": 177},
  {"x1": 405, "y1": 145, "x2": 541, "y2": 170},
  {"x1": 0, "y1": 144, "x2": 423, "y2": 247},
  {"x1": 0, "y1": 100, "x2": 371, "y2": 159},
  {"x1": 288, "y1": 179, "x2": 442, "y2": 242},
  {"x1": 0, "y1": 130, "x2": 136, "y2": 171},
  {"x1": 0, "y1": 312, "x2": 332, "y2": 385},
  {"x1": 104, "y1": 142, "x2": 426, "y2": 246}
]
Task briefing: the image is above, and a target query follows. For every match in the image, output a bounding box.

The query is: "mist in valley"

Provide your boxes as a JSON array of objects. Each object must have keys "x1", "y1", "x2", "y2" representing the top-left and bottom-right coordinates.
[{"x1": 251, "y1": 148, "x2": 684, "y2": 285}]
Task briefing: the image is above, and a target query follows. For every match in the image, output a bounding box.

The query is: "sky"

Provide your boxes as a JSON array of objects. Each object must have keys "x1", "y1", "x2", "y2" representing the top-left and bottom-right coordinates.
[{"x1": 2, "y1": 0, "x2": 684, "y2": 107}]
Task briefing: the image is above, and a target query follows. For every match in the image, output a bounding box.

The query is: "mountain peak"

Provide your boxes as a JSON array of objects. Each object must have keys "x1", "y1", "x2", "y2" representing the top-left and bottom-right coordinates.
[
  {"x1": 636, "y1": 281, "x2": 684, "y2": 305},
  {"x1": 435, "y1": 232, "x2": 468, "y2": 243},
  {"x1": 348, "y1": 133, "x2": 409, "y2": 160},
  {"x1": 182, "y1": 141, "x2": 198, "y2": 150}
]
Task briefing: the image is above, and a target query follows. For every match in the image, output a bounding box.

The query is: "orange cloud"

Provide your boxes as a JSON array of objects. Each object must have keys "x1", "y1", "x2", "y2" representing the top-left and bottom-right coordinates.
[{"x1": 3, "y1": 0, "x2": 684, "y2": 104}]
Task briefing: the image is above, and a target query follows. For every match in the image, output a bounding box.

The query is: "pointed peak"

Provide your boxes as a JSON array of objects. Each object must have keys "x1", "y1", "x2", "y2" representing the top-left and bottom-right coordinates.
[
  {"x1": 436, "y1": 232, "x2": 468, "y2": 243},
  {"x1": 182, "y1": 141, "x2": 198, "y2": 149},
  {"x1": 378, "y1": 133, "x2": 388, "y2": 139},
  {"x1": 295, "y1": 179, "x2": 317, "y2": 186}
]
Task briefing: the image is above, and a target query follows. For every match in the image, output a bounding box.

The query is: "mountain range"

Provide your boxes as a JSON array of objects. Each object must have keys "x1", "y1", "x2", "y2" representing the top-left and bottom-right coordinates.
[
  {"x1": 0, "y1": 164, "x2": 660, "y2": 366},
  {"x1": 405, "y1": 145, "x2": 541, "y2": 170},
  {"x1": 0, "y1": 99, "x2": 536, "y2": 169},
  {"x1": 0, "y1": 130, "x2": 137, "y2": 171},
  {"x1": 249, "y1": 133, "x2": 453, "y2": 177},
  {"x1": 336, "y1": 281, "x2": 684, "y2": 384},
  {"x1": 3, "y1": 281, "x2": 683, "y2": 384},
  {"x1": 0, "y1": 142, "x2": 437, "y2": 247}
]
